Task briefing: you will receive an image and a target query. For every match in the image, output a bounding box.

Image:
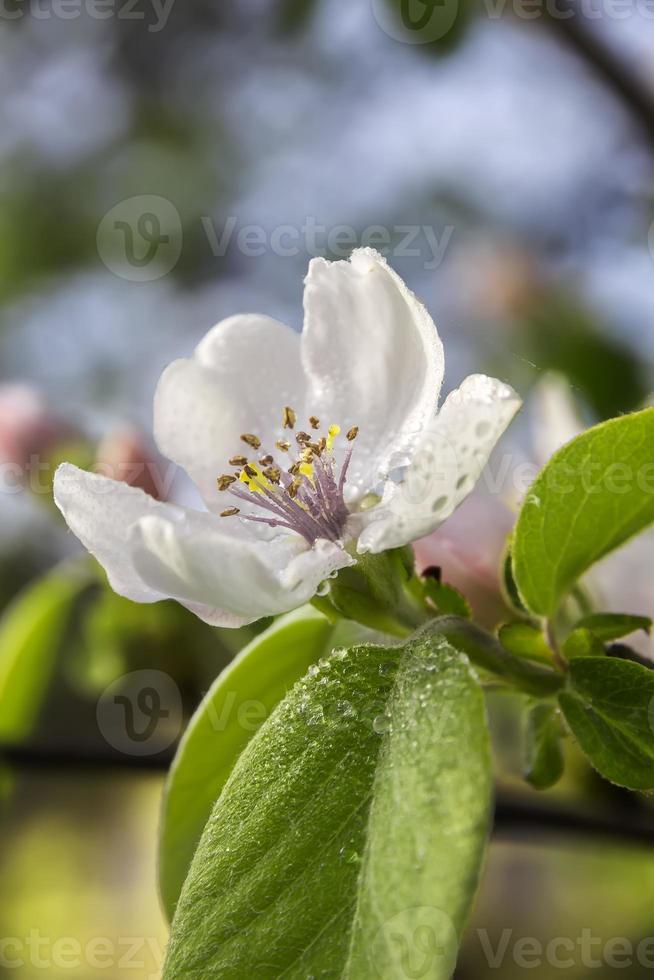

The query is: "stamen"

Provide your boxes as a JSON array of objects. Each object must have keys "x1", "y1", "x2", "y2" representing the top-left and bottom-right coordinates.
[
  {"x1": 241, "y1": 433, "x2": 261, "y2": 450},
  {"x1": 326, "y1": 424, "x2": 340, "y2": 451},
  {"x1": 263, "y1": 465, "x2": 281, "y2": 484},
  {"x1": 283, "y1": 406, "x2": 297, "y2": 429},
  {"x1": 218, "y1": 411, "x2": 358, "y2": 545}
]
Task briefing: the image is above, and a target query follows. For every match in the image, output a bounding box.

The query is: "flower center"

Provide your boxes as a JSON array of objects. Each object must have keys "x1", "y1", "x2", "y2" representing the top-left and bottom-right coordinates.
[{"x1": 216, "y1": 406, "x2": 359, "y2": 545}]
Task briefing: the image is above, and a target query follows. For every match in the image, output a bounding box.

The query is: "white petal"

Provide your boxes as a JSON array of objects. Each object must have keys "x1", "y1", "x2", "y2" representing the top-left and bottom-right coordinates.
[
  {"x1": 54, "y1": 463, "x2": 353, "y2": 627},
  {"x1": 54, "y1": 462, "x2": 175, "y2": 604},
  {"x1": 301, "y1": 248, "x2": 444, "y2": 495},
  {"x1": 154, "y1": 314, "x2": 305, "y2": 510},
  {"x1": 130, "y1": 513, "x2": 353, "y2": 624},
  {"x1": 357, "y1": 375, "x2": 521, "y2": 554}
]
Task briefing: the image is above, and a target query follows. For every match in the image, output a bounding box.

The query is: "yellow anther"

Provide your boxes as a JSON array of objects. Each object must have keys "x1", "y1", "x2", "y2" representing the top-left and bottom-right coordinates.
[
  {"x1": 299, "y1": 461, "x2": 314, "y2": 482},
  {"x1": 309, "y1": 415, "x2": 320, "y2": 430},
  {"x1": 276, "y1": 439, "x2": 290, "y2": 452},
  {"x1": 239, "y1": 463, "x2": 271, "y2": 495},
  {"x1": 241, "y1": 433, "x2": 261, "y2": 450},
  {"x1": 283, "y1": 406, "x2": 297, "y2": 429},
  {"x1": 326, "y1": 424, "x2": 341, "y2": 451},
  {"x1": 217, "y1": 474, "x2": 236, "y2": 491}
]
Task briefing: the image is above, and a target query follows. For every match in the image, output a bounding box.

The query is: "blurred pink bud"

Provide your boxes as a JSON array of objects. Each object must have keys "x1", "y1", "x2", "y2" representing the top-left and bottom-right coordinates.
[
  {"x1": 0, "y1": 383, "x2": 71, "y2": 472},
  {"x1": 94, "y1": 426, "x2": 169, "y2": 500},
  {"x1": 414, "y1": 492, "x2": 514, "y2": 627}
]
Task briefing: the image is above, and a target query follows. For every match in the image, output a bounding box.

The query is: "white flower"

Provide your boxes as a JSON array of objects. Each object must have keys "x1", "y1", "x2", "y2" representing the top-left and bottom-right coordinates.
[{"x1": 54, "y1": 249, "x2": 521, "y2": 627}]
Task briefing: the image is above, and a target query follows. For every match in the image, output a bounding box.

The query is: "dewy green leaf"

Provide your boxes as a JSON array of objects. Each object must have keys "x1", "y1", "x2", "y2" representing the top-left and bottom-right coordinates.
[
  {"x1": 513, "y1": 408, "x2": 654, "y2": 617},
  {"x1": 159, "y1": 606, "x2": 353, "y2": 920},
  {"x1": 574, "y1": 613, "x2": 652, "y2": 642},
  {"x1": 0, "y1": 559, "x2": 90, "y2": 743},
  {"x1": 524, "y1": 703, "x2": 565, "y2": 790},
  {"x1": 558, "y1": 657, "x2": 654, "y2": 790},
  {"x1": 163, "y1": 627, "x2": 492, "y2": 979}
]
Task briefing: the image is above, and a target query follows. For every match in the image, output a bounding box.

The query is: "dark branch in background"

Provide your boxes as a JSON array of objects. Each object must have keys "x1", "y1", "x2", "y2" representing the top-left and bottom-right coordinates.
[
  {"x1": 3, "y1": 743, "x2": 654, "y2": 847},
  {"x1": 533, "y1": 2, "x2": 654, "y2": 147}
]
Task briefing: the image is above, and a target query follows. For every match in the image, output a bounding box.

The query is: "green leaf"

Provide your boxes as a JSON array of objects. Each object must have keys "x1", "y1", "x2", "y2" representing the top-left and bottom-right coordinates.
[
  {"x1": 574, "y1": 613, "x2": 652, "y2": 642},
  {"x1": 0, "y1": 559, "x2": 90, "y2": 743},
  {"x1": 563, "y1": 628, "x2": 605, "y2": 660},
  {"x1": 558, "y1": 657, "x2": 654, "y2": 790},
  {"x1": 423, "y1": 579, "x2": 472, "y2": 619},
  {"x1": 513, "y1": 409, "x2": 654, "y2": 616},
  {"x1": 164, "y1": 627, "x2": 492, "y2": 979},
  {"x1": 524, "y1": 703, "x2": 565, "y2": 790},
  {"x1": 159, "y1": 607, "x2": 372, "y2": 920},
  {"x1": 499, "y1": 623, "x2": 553, "y2": 665},
  {"x1": 500, "y1": 543, "x2": 529, "y2": 615}
]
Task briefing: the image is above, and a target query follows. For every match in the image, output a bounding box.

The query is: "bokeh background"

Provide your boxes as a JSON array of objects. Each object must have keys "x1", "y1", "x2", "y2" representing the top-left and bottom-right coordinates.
[{"x1": 0, "y1": 2, "x2": 653, "y2": 977}]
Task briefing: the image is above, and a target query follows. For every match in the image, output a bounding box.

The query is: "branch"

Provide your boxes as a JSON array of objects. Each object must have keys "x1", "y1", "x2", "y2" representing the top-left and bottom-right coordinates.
[
  {"x1": 535, "y1": 3, "x2": 654, "y2": 146},
  {"x1": 493, "y1": 791, "x2": 654, "y2": 848},
  {"x1": 3, "y1": 743, "x2": 653, "y2": 846}
]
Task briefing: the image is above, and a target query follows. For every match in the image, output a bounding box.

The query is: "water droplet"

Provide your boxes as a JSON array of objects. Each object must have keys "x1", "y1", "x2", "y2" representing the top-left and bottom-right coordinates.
[
  {"x1": 318, "y1": 658, "x2": 330, "y2": 669},
  {"x1": 335, "y1": 700, "x2": 356, "y2": 719},
  {"x1": 308, "y1": 664, "x2": 320, "y2": 677},
  {"x1": 339, "y1": 848, "x2": 361, "y2": 865},
  {"x1": 373, "y1": 714, "x2": 392, "y2": 735},
  {"x1": 378, "y1": 661, "x2": 395, "y2": 676},
  {"x1": 315, "y1": 580, "x2": 331, "y2": 597},
  {"x1": 306, "y1": 704, "x2": 324, "y2": 726}
]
